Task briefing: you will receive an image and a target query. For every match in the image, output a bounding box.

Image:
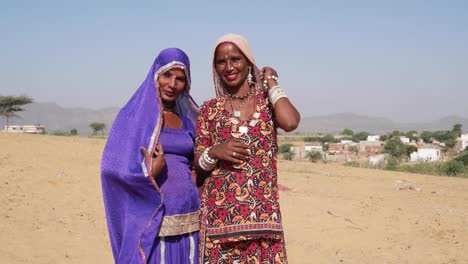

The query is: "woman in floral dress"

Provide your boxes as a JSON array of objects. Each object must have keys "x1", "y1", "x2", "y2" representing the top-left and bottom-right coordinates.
[{"x1": 194, "y1": 34, "x2": 300, "y2": 263}]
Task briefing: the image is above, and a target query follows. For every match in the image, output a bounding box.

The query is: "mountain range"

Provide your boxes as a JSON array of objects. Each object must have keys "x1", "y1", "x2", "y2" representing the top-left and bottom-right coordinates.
[{"x1": 1, "y1": 103, "x2": 467, "y2": 135}]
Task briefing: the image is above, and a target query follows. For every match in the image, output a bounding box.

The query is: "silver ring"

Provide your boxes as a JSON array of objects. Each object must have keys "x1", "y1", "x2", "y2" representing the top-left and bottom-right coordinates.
[{"x1": 233, "y1": 151, "x2": 236, "y2": 157}]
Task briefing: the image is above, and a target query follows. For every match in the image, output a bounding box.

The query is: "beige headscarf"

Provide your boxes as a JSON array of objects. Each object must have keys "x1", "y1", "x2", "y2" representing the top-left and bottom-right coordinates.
[{"x1": 212, "y1": 33, "x2": 263, "y2": 98}]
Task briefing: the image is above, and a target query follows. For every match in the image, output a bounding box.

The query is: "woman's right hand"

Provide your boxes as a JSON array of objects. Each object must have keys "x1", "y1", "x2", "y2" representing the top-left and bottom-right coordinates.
[
  {"x1": 209, "y1": 141, "x2": 250, "y2": 164},
  {"x1": 140, "y1": 144, "x2": 166, "y2": 179}
]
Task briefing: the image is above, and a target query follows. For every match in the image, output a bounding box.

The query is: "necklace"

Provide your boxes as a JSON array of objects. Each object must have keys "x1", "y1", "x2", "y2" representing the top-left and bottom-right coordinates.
[
  {"x1": 163, "y1": 105, "x2": 175, "y2": 113},
  {"x1": 227, "y1": 85, "x2": 253, "y2": 100},
  {"x1": 229, "y1": 90, "x2": 255, "y2": 118}
]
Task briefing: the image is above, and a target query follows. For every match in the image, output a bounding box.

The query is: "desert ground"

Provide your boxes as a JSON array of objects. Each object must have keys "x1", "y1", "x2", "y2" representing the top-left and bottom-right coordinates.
[{"x1": 1, "y1": 133, "x2": 467, "y2": 263}]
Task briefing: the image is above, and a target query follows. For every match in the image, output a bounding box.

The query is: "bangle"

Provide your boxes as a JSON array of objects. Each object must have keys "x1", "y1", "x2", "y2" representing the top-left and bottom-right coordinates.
[
  {"x1": 269, "y1": 85, "x2": 288, "y2": 106},
  {"x1": 203, "y1": 147, "x2": 218, "y2": 164},
  {"x1": 198, "y1": 155, "x2": 216, "y2": 171},
  {"x1": 263, "y1": 75, "x2": 279, "y2": 90},
  {"x1": 199, "y1": 147, "x2": 218, "y2": 171}
]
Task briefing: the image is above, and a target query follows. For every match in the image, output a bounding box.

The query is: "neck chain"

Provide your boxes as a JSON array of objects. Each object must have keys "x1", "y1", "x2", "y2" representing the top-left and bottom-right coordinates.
[
  {"x1": 227, "y1": 85, "x2": 254, "y2": 100},
  {"x1": 229, "y1": 89, "x2": 255, "y2": 118},
  {"x1": 163, "y1": 105, "x2": 175, "y2": 113}
]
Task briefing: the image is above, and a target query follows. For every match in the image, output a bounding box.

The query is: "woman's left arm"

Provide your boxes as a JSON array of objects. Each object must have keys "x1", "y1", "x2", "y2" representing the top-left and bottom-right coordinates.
[{"x1": 261, "y1": 67, "x2": 301, "y2": 132}]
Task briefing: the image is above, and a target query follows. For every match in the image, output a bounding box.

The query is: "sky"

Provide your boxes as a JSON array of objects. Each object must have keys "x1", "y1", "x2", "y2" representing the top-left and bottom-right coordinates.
[{"x1": 1, "y1": 0, "x2": 467, "y2": 122}]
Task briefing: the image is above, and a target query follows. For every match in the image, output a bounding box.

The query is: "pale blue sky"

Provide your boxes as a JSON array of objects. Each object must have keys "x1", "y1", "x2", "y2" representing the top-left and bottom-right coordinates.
[{"x1": 1, "y1": 0, "x2": 467, "y2": 122}]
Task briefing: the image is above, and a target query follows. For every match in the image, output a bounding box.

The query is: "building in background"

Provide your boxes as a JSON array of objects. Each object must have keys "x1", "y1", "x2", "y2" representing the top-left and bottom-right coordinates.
[{"x1": 3, "y1": 124, "x2": 46, "y2": 134}]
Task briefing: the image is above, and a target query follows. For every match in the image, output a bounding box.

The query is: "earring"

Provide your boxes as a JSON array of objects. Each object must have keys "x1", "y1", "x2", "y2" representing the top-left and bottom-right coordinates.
[{"x1": 247, "y1": 66, "x2": 253, "y2": 85}]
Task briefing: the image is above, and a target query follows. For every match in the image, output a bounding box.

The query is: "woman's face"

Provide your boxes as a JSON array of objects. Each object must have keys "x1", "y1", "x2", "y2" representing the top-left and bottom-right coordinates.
[
  {"x1": 157, "y1": 68, "x2": 187, "y2": 104},
  {"x1": 214, "y1": 42, "x2": 250, "y2": 89}
]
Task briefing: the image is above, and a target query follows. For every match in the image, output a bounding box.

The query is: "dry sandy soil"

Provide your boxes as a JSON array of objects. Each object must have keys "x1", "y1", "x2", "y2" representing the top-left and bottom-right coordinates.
[{"x1": 1, "y1": 133, "x2": 467, "y2": 263}]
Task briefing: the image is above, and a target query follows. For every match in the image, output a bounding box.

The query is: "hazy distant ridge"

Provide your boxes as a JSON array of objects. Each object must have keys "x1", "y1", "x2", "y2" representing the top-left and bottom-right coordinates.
[
  {"x1": 1, "y1": 103, "x2": 467, "y2": 135},
  {"x1": 298, "y1": 112, "x2": 468, "y2": 134},
  {"x1": 0, "y1": 102, "x2": 119, "y2": 135}
]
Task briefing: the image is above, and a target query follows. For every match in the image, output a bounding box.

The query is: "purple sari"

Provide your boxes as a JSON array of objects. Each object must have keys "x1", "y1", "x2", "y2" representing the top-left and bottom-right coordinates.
[{"x1": 101, "y1": 48, "x2": 199, "y2": 263}]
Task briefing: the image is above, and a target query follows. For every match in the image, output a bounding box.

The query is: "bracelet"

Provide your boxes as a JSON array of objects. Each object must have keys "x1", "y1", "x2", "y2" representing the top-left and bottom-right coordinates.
[
  {"x1": 262, "y1": 75, "x2": 279, "y2": 90},
  {"x1": 199, "y1": 147, "x2": 218, "y2": 171},
  {"x1": 198, "y1": 155, "x2": 216, "y2": 171},
  {"x1": 203, "y1": 147, "x2": 218, "y2": 164},
  {"x1": 268, "y1": 85, "x2": 288, "y2": 106}
]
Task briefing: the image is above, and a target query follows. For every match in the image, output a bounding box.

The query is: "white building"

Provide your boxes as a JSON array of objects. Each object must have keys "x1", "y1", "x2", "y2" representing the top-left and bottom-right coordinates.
[
  {"x1": 304, "y1": 144, "x2": 323, "y2": 152},
  {"x1": 462, "y1": 133, "x2": 468, "y2": 151},
  {"x1": 399, "y1": 136, "x2": 410, "y2": 144},
  {"x1": 409, "y1": 148, "x2": 441, "y2": 162},
  {"x1": 366, "y1": 135, "x2": 380, "y2": 142},
  {"x1": 4, "y1": 125, "x2": 46, "y2": 134},
  {"x1": 340, "y1": 140, "x2": 354, "y2": 144}
]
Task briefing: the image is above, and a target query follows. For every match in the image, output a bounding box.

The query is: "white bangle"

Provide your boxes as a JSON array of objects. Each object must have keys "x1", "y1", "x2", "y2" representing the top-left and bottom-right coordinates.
[
  {"x1": 199, "y1": 147, "x2": 218, "y2": 171},
  {"x1": 269, "y1": 85, "x2": 288, "y2": 105},
  {"x1": 263, "y1": 75, "x2": 279, "y2": 90},
  {"x1": 198, "y1": 155, "x2": 216, "y2": 171},
  {"x1": 203, "y1": 147, "x2": 218, "y2": 164}
]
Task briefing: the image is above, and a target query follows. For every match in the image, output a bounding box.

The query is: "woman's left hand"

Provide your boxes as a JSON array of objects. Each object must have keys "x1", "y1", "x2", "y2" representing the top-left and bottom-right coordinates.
[{"x1": 260, "y1": 67, "x2": 279, "y2": 91}]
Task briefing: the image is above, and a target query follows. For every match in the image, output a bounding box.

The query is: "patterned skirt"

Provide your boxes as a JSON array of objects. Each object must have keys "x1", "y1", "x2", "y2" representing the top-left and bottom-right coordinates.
[{"x1": 202, "y1": 234, "x2": 288, "y2": 264}]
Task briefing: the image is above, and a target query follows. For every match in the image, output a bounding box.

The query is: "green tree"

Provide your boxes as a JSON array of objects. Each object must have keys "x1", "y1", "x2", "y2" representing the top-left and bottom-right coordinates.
[
  {"x1": 383, "y1": 138, "x2": 406, "y2": 159},
  {"x1": 341, "y1": 128, "x2": 354, "y2": 136},
  {"x1": 0, "y1": 96, "x2": 33, "y2": 130},
  {"x1": 70, "y1": 128, "x2": 78, "y2": 136},
  {"x1": 90, "y1": 122, "x2": 106, "y2": 135},
  {"x1": 444, "y1": 160, "x2": 465, "y2": 176},
  {"x1": 405, "y1": 130, "x2": 419, "y2": 142},
  {"x1": 279, "y1": 143, "x2": 294, "y2": 154},
  {"x1": 352, "y1": 131, "x2": 369, "y2": 142},
  {"x1": 454, "y1": 148, "x2": 468, "y2": 166},
  {"x1": 321, "y1": 134, "x2": 337, "y2": 144},
  {"x1": 306, "y1": 151, "x2": 322, "y2": 162},
  {"x1": 420, "y1": 131, "x2": 433, "y2": 143},
  {"x1": 405, "y1": 145, "x2": 417, "y2": 158},
  {"x1": 452, "y1": 124, "x2": 462, "y2": 137},
  {"x1": 282, "y1": 150, "x2": 295, "y2": 160},
  {"x1": 389, "y1": 130, "x2": 403, "y2": 138}
]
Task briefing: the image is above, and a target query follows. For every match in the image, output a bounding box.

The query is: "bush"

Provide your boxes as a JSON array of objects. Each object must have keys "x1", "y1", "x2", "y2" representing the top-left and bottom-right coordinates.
[
  {"x1": 444, "y1": 160, "x2": 465, "y2": 176},
  {"x1": 385, "y1": 156, "x2": 400, "y2": 170},
  {"x1": 306, "y1": 151, "x2": 322, "y2": 162},
  {"x1": 279, "y1": 144, "x2": 294, "y2": 154},
  {"x1": 70, "y1": 128, "x2": 78, "y2": 136},
  {"x1": 344, "y1": 161, "x2": 360, "y2": 167},
  {"x1": 282, "y1": 151, "x2": 295, "y2": 160},
  {"x1": 454, "y1": 149, "x2": 468, "y2": 166}
]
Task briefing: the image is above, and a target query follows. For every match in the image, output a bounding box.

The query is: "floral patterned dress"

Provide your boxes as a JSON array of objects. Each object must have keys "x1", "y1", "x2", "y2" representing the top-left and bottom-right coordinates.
[{"x1": 195, "y1": 87, "x2": 288, "y2": 263}]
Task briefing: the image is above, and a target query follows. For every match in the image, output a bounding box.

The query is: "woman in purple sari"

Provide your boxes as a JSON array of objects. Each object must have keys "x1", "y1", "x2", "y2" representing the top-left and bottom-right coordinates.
[{"x1": 101, "y1": 48, "x2": 200, "y2": 264}]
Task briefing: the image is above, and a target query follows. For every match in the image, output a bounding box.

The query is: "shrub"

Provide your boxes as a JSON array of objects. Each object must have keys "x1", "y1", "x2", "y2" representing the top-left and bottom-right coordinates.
[
  {"x1": 385, "y1": 156, "x2": 400, "y2": 170},
  {"x1": 282, "y1": 151, "x2": 295, "y2": 160},
  {"x1": 454, "y1": 149, "x2": 468, "y2": 166},
  {"x1": 344, "y1": 161, "x2": 360, "y2": 167},
  {"x1": 444, "y1": 160, "x2": 465, "y2": 176},
  {"x1": 279, "y1": 144, "x2": 294, "y2": 154},
  {"x1": 306, "y1": 151, "x2": 322, "y2": 162}
]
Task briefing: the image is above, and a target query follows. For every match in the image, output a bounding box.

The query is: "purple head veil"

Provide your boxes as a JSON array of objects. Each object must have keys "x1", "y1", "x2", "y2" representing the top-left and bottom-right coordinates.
[{"x1": 101, "y1": 48, "x2": 198, "y2": 263}]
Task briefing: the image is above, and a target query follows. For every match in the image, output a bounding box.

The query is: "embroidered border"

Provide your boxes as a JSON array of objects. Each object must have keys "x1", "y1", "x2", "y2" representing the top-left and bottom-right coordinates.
[
  {"x1": 206, "y1": 222, "x2": 283, "y2": 238},
  {"x1": 158, "y1": 210, "x2": 201, "y2": 237}
]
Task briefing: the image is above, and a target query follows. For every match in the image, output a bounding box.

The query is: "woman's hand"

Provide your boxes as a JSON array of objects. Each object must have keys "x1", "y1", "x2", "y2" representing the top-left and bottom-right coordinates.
[
  {"x1": 140, "y1": 144, "x2": 166, "y2": 179},
  {"x1": 260, "y1": 66, "x2": 279, "y2": 91},
  {"x1": 209, "y1": 141, "x2": 250, "y2": 164}
]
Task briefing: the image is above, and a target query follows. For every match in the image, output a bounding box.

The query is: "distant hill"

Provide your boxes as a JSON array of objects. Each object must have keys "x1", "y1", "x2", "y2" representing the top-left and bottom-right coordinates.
[
  {"x1": 0, "y1": 102, "x2": 120, "y2": 135},
  {"x1": 1, "y1": 103, "x2": 467, "y2": 135},
  {"x1": 296, "y1": 112, "x2": 468, "y2": 134}
]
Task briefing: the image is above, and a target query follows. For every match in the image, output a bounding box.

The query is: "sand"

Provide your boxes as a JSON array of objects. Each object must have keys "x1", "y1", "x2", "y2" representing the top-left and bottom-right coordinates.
[{"x1": 1, "y1": 133, "x2": 467, "y2": 263}]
